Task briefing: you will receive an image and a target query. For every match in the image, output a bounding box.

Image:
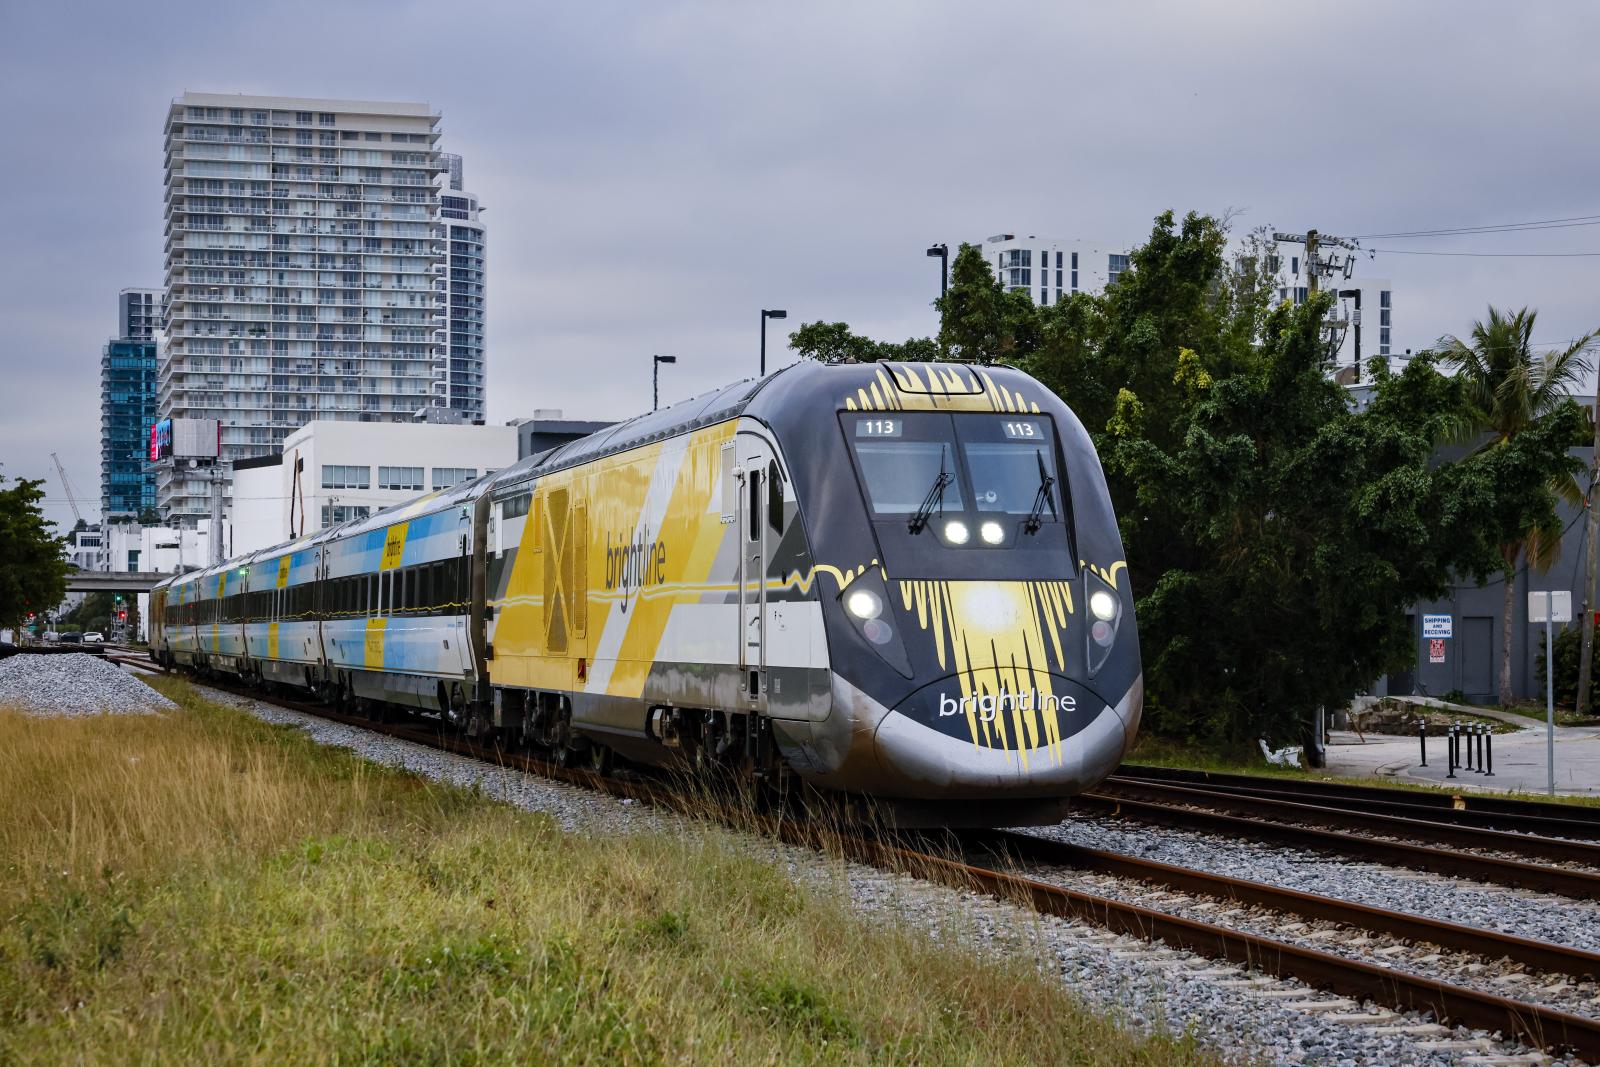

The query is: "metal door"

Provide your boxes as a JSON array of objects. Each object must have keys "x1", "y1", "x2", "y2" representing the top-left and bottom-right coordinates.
[
  {"x1": 737, "y1": 437, "x2": 770, "y2": 707},
  {"x1": 1462, "y1": 616, "x2": 1494, "y2": 699}
]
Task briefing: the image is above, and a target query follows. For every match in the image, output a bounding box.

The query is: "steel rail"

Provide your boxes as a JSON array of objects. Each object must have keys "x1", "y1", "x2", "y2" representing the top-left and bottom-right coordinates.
[
  {"x1": 1121, "y1": 763, "x2": 1600, "y2": 827},
  {"x1": 848, "y1": 836, "x2": 1600, "y2": 1062},
  {"x1": 1100, "y1": 777, "x2": 1600, "y2": 868},
  {"x1": 135, "y1": 663, "x2": 1600, "y2": 1059},
  {"x1": 981, "y1": 830, "x2": 1600, "y2": 980},
  {"x1": 1115, "y1": 775, "x2": 1600, "y2": 841},
  {"x1": 1074, "y1": 791, "x2": 1600, "y2": 899}
]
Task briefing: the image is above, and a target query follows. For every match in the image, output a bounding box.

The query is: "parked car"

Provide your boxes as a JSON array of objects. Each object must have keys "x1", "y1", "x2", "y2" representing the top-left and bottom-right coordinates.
[
  {"x1": 42, "y1": 631, "x2": 61, "y2": 642},
  {"x1": 82, "y1": 632, "x2": 105, "y2": 644},
  {"x1": 57, "y1": 632, "x2": 83, "y2": 644}
]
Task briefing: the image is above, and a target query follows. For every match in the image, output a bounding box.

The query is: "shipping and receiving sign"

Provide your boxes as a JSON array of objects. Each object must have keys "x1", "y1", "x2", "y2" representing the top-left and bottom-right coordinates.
[
  {"x1": 1429, "y1": 638, "x2": 1446, "y2": 664},
  {"x1": 1422, "y1": 614, "x2": 1453, "y2": 639}
]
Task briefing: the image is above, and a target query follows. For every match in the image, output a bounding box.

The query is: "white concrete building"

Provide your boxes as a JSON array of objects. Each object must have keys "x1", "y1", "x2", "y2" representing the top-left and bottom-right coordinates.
[
  {"x1": 157, "y1": 93, "x2": 486, "y2": 521},
  {"x1": 230, "y1": 419, "x2": 518, "y2": 553},
  {"x1": 982, "y1": 231, "x2": 1402, "y2": 375},
  {"x1": 979, "y1": 234, "x2": 1132, "y2": 306}
]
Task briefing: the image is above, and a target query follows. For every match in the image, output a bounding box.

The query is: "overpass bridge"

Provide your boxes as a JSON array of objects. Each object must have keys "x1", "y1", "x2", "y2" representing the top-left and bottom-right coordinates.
[{"x1": 65, "y1": 571, "x2": 174, "y2": 594}]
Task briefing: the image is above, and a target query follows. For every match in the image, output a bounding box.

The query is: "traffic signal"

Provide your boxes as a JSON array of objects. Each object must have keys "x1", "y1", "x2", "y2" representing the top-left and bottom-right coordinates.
[{"x1": 118, "y1": 611, "x2": 128, "y2": 622}]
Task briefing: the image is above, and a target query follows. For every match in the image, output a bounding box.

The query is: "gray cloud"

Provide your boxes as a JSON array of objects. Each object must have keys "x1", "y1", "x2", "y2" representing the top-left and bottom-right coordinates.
[{"x1": 4, "y1": 0, "x2": 1599, "y2": 527}]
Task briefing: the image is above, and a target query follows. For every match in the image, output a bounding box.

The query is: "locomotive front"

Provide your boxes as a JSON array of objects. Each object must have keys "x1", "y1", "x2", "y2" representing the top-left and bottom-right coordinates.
[{"x1": 760, "y1": 361, "x2": 1141, "y2": 824}]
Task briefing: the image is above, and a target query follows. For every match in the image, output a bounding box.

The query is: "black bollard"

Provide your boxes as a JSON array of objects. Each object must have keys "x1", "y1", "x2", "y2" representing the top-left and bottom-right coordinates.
[
  {"x1": 1419, "y1": 718, "x2": 1428, "y2": 767},
  {"x1": 1446, "y1": 724, "x2": 1457, "y2": 778},
  {"x1": 1485, "y1": 728, "x2": 1495, "y2": 777},
  {"x1": 1476, "y1": 725, "x2": 1487, "y2": 774},
  {"x1": 1465, "y1": 722, "x2": 1475, "y2": 771}
]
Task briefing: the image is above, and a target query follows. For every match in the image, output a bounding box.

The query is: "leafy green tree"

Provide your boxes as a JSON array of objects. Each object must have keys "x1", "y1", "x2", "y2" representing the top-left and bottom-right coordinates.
[
  {"x1": 1434, "y1": 307, "x2": 1597, "y2": 704},
  {"x1": 787, "y1": 321, "x2": 939, "y2": 364},
  {"x1": 935, "y1": 244, "x2": 1040, "y2": 363},
  {"x1": 0, "y1": 478, "x2": 67, "y2": 631}
]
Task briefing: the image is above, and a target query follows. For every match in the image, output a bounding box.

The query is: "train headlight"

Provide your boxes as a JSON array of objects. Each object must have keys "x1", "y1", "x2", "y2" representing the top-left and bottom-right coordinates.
[
  {"x1": 1089, "y1": 590, "x2": 1118, "y2": 621},
  {"x1": 1091, "y1": 619, "x2": 1114, "y2": 646},
  {"x1": 846, "y1": 588, "x2": 882, "y2": 620},
  {"x1": 943, "y1": 519, "x2": 970, "y2": 545},
  {"x1": 837, "y1": 572, "x2": 912, "y2": 678},
  {"x1": 980, "y1": 520, "x2": 1005, "y2": 545}
]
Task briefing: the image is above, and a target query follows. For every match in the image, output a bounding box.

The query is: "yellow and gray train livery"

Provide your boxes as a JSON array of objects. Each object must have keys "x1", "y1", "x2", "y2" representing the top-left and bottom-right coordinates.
[{"x1": 150, "y1": 360, "x2": 1141, "y2": 826}]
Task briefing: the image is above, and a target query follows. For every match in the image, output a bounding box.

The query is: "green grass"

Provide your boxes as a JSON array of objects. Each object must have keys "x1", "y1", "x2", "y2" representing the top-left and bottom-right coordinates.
[{"x1": 0, "y1": 680, "x2": 1218, "y2": 1065}]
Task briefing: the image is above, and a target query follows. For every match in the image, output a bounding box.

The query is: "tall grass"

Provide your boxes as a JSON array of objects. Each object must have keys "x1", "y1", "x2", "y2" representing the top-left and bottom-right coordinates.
[{"x1": 0, "y1": 686, "x2": 1218, "y2": 1065}]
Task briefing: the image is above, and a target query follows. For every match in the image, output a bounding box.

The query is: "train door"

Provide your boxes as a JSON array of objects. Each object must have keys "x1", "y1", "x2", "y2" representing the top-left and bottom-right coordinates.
[{"x1": 737, "y1": 434, "x2": 773, "y2": 709}]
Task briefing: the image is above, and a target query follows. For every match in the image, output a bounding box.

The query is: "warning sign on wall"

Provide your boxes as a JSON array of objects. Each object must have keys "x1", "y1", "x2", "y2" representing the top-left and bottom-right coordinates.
[{"x1": 1429, "y1": 638, "x2": 1446, "y2": 664}]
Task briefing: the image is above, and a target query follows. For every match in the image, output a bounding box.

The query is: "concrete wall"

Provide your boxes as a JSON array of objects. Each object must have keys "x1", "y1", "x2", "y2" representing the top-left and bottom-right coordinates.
[{"x1": 1389, "y1": 445, "x2": 1595, "y2": 703}]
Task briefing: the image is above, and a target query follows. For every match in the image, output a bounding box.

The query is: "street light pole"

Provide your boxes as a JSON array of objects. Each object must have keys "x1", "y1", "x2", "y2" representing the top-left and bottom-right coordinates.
[
  {"x1": 926, "y1": 243, "x2": 948, "y2": 299},
  {"x1": 760, "y1": 309, "x2": 787, "y2": 376},
  {"x1": 652, "y1": 354, "x2": 677, "y2": 411}
]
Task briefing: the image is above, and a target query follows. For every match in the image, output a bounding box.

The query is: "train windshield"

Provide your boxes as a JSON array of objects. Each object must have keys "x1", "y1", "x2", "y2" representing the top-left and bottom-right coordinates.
[{"x1": 847, "y1": 413, "x2": 1059, "y2": 521}]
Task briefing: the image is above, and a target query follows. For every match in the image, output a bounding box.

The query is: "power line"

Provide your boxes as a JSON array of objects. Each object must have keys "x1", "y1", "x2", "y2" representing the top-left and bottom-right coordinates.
[
  {"x1": 1354, "y1": 214, "x2": 1600, "y2": 240},
  {"x1": 1369, "y1": 248, "x2": 1600, "y2": 258}
]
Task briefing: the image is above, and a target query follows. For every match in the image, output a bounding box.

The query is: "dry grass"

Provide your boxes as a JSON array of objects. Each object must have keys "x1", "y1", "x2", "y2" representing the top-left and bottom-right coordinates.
[{"x1": 0, "y1": 684, "x2": 1220, "y2": 1065}]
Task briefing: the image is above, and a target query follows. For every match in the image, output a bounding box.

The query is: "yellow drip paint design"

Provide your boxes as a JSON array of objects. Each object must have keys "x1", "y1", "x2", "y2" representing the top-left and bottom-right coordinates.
[{"x1": 899, "y1": 578, "x2": 1081, "y2": 769}]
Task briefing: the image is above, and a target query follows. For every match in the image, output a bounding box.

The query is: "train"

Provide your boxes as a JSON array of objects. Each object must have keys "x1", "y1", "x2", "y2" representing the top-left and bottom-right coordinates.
[{"x1": 149, "y1": 359, "x2": 1141, "y2": 826}]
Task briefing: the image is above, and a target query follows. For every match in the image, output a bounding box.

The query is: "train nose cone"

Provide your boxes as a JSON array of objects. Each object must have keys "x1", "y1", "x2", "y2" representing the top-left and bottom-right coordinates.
[{"x1": 870, "y1": 674, "x2": 1136, "y2": 797}]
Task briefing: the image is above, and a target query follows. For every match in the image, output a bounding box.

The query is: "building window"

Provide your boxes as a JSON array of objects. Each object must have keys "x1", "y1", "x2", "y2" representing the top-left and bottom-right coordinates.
[
  {"x1": 432, "y1": 467, "x2": 477, "y2": 490},
  {"x1": 1380, "y1": 327, "x2": 1391, "y2": 355},
  {"x1": 1380, "y1": 290, "x2": 1392, "y2": 309},
  {"x1": 1379, "y1": 309, "x2": 1391, "y2": 327},
  {"x1": 321, "y1": 504, "x2": 371, "y2": 526},
  {"x1": 318, "y1": 112, "x2": 336, "y2": 126},
  {"x1": 1041, "y1": 288, "x2": 1048, "y2": 305},
  {"x1": 321, "y1": 464, "x2": 370, "y2": 490},
  {"x1": 1295, "y1": 286, "x2": 1308, "y2": 304},
  {"x1": 1108, "y1": 254, "x2": 1131, "y2": 286},
  {"x1": 1056, "y1": 269, "x2": 1063, "y2": 289},
  {"x1": 378, "y1": 466, "x2": 424, "y2": 491},
  {"x1": 296, "y1": 111, "x2": 312, "y2": 125},
  {"x1": 1292, "y1": 256, "x2": 1299, "y2": 275},
  {"x1": 1056, "y1": 251, "x2": 1063, "y2": 269}
]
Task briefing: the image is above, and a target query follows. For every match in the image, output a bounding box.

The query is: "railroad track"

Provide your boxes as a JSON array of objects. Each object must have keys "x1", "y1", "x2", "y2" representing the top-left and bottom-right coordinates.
[
  {"x1": 115, "y1": 656, "x2": 1600, "y2": 1061},
  {"x1": 1077, "y1": 779, "x2": 1600, "y2": 900},
  {"x1": 1121, "y1": 763, "x2": 1600, "y2": 838}
]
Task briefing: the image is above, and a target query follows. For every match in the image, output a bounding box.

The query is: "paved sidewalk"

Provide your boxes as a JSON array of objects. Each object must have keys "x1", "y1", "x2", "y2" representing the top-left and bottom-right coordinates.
[{"x1": 1324, "y1": 719, "x2": 1600, "y2": 797}]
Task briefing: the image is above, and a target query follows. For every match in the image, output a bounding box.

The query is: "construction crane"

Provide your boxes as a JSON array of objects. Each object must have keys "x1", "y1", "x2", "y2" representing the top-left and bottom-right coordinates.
[{"x1": 50, "y1": 452, "x2": 86, "y2": 527}]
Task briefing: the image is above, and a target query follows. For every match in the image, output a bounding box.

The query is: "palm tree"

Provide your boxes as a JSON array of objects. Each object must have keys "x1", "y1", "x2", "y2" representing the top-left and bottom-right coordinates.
[{"x1": 1437, "y1": 307, "x2": 1597, "y2": 705}]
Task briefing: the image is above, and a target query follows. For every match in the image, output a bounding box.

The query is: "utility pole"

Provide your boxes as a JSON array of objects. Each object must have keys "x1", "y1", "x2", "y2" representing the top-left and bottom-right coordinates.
[
  {"x1": 1579, "y1": 393, "x2": 1600, "y2": 718},
  {"x1": 208, "y1": 464, "x2": 227, "y2": 566},
  {"x1": 1274, "y1": 227, "x2": 1360, "y2": 369}
]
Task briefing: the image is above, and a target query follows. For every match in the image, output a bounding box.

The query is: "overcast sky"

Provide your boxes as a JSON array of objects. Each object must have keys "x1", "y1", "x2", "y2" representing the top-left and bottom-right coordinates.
[{"x1": 4, "y1": 0, "x2": 1598, "y2": 527}]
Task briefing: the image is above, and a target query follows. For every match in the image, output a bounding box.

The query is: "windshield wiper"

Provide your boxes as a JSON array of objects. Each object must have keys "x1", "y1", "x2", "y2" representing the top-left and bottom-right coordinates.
[
  {"x1": 908, "y1": 446, "x2": 953, "y2": 534},
  {"x1": 1024, "y1": 449, "x2": 1057, "y2": 534}
]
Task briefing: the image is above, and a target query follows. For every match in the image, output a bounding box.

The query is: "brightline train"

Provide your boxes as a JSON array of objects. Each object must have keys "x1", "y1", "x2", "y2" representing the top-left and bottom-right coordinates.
[{"x1": 150, "y1": 360, "x2": 1141, "y2": 826}]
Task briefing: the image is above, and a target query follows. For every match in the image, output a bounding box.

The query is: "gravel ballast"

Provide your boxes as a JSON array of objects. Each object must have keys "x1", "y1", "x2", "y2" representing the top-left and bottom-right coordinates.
[
  {"x1": 196, "y1": 681, "x2": 1579, "y2": 1066},
  {"x1": 1033, "y1": 811, "x2": 1600, "y2": 953},
  {"x1": 0, "y1": 653, "x2": 175, "y2": 717}
]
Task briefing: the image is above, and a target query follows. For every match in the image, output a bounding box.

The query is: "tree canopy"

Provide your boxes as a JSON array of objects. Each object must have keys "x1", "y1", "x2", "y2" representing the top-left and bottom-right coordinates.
[
  {"x1": 789, "y1": 212, "x2": 1588, "y2": 745},
  {"x1": 0, "y1": 478, "x2": 67, "y2": 632}
]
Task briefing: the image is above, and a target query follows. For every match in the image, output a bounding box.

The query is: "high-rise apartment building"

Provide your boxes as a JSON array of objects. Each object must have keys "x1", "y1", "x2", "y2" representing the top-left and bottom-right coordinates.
[
  {"x1": 157, "y1": 92, "x2": 482, "y2": 520},
  {"x1": 102, "y1": 291, "x2": 160, "y2": 520},
  {"x1": 118, "y1": 288, "x2": 160, "y2": 341},
  {"x1": 437, "y1": 153, "x2": 486, "y2": 421}
]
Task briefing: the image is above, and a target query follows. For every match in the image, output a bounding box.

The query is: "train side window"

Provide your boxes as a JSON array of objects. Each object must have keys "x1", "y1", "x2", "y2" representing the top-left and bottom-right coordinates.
[
  {"x1": 767, "y1": 460, "x2": 784, "y2": 535},
  {"x1": 719, "y1": 443, "x2": 736, "y2": 524},
  {"x1": 747, "y1": 469, "x2": 762, "y2": 543}
]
